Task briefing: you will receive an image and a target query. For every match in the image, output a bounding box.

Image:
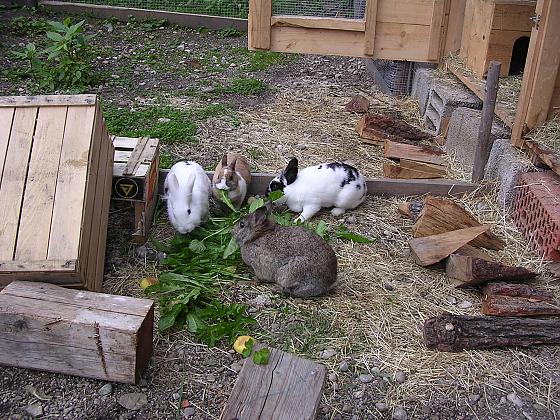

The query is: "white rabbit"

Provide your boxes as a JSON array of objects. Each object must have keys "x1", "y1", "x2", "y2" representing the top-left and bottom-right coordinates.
[
  {"x1": 163, "y1": 161, "x2": 211, "y2": 234},
  {"x1": 267, "y1": 158, "x2": 367, "y2": 222}
]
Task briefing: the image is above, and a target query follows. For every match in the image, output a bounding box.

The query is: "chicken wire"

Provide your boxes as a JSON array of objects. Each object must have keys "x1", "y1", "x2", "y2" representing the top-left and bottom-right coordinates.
[
  {"x1": 273, "y1": 0, "x2": 366, "y2": 19},
  {"x1": 44, "y1": 0, "x2": 250, "y2": 19},
  {"x1": 365, "y1": 59, "x2": 417, "y2": 97}
]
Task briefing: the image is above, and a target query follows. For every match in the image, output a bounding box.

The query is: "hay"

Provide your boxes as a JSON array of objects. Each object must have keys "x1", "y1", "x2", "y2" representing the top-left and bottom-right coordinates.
[{"x1": 526, "y1": 115, "x2": 560, "y2": 152}]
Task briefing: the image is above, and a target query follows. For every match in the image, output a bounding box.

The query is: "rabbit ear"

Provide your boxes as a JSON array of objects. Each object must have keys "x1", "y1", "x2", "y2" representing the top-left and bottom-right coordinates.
[
  {"x1": 168, "y1": 172, "x2": 180, "y2": 191},
  {"x1": 284, "y1": 158, "x2": 298, "y2": 185},
  {"x1": 185, "y1": 174, "x2": 195, "y2": 206},
  {"x1": 264, "y1": 200, "x2": 273, "y2": 214},
  {"x1": 252, "y1": 205, "x2": 269, "y2": 226},
  {"x1": 230, "y1": 155, "x2": 238, "y2": 170},
  {"x1": 221, "y1": 154, "x2": 228, "y2": 167}
]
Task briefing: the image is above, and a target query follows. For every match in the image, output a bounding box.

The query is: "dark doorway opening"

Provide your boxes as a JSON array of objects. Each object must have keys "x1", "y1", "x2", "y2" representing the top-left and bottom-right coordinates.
[{"x1": 509, "y1": 36, "x2": 530, "y2": 75}]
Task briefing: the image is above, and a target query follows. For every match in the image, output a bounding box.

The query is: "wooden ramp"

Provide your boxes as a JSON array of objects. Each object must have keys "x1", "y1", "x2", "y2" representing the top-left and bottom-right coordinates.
[{"x1": 221, "y1": 344, "x2": 326, "y2": 420}]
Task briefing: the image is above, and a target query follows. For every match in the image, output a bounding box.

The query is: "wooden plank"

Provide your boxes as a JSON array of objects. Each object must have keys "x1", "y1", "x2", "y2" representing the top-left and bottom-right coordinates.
[
  {"x1": 444, "y1": 0, "x2": 466, "y2": 53},
  {"x1": 383, "y1": 162, "x2": 443, "y2": 179},
  {"x1": 446, "y1": 254, "x2": 537, "y2": 287},
  {"x1": 48, "y1": 105, "x2": 97, "y2": 260},
  {"x1": 512, "y1": 0, "x2": 560, "y2": 145},
  {"x1": 0, "y1": 95, "x2": 96, "y2": 107},
  {"x1": 113, "y1": 136, "x2": 141, "y2": 149},
  {"x1": 0, "y1": 260, "x2": 76, "y2": 272},
  {"x1": 271, "y1": 16, "x2": 364, "y2": 32},
  {"x1": 409, "y1": 225, "x2": 490, "y2": 266},
  {"x1": 0, "y1": 107, "x2": 37, "y2": 260},
  {"x1": 0, "y1": 272, "x2": 79, "y2": 288},
  {"x1": 0, "y1": 107, "x2": 15, "y2": 183},
  {"x1": 487, "y1": 29, "x2": 531, "y2": 77},
  {"x1": 41, "y1": 1, "x2": 248, "y2": 31},
  {"x1": 0, "y1": 281, "x2": 154, "y2": 384},
  {"x1": 492, "y1": 2, "x2": 535, "y2": 32},
  {"x1": 413, "y1": 196, "x2": 504, "y2": 250},
  {"x1": 423, "y1": 314, "x2": 560, "y2": 352},
  {"x1": 384, "y1": 140, "x2": 447, "y2": 166},
  {"x1": 221, "y1": 343, "x2": 326, "y2": 420},
  {"x1": 524, "y1": 140, "x2": 560, "y2": 177},
  {"x1": 248, "y1": 0, "x2": 271, "y2": 50},
  {"x1": 399, "y1": 159, "x2": 447, "y2": 175},
  {"x1": 363, "y1": 0, "x2": 378, "y2": 55},
  {"x1": 481, "y1": 282, "x2": 560, "y2": 316},
  {"x1": 114, "y1": 162, "x2": 150, "y2": 177},
  {"x1": 460, "y1": 0, "x2": 493, "y2": 78},
  {"x1": 376, "y1": 0, "x2": 438, "y2": 25},
  {"x1": 15, "y1": 106, "x2": 67, "y2": 261},
  {"x1": 428, "y1": 0, "x2": 446, "y2": 60},
  {"x1": 123, "y1": 136, "x2": 149, "y2": 176}
]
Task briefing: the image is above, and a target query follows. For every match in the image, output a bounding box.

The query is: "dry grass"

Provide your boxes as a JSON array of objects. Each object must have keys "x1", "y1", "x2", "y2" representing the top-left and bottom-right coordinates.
[{"x1": 526, "y1": 115, "x2": 560, "y2": 152}]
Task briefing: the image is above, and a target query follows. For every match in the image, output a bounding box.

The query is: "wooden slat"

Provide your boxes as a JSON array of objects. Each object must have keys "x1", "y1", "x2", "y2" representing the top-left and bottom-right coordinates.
[
  {"x1": 122, "y1": 136, "x2": 149, "y2": 176},
  {"x1": 0, "y1": 95, "x2": 96, "y2": 107},
  {"x1": 363, "y1": 0, "x2": 379, "y2": 55},
  {"x1": 383, "y1": 162, "x2": 443, "y2": 179},
  {"x1": 0, "y1": 107, "x2": 37, "y2": 260},
  {"x1": 48, "y1": 105, "x2": 97, "y2": 260},
  {"x1": 221, "y1": 343, "x2": 326, "y2": 420},
  {"x1": 428, "y1": 0, "x2": 446, "y2": 60},
  {"x1": 271, "y1": 16, "x2": 364, "y2": 32},
  {"x1": 400, "y1": 159, "x2": 447, "y2": 175},
  {"x1": 459, "y1": 0, "x2": 494, "y2": 78},
  {"x1": 376, "y1": 0, "x2": 438, "y2": 25},
  {"x1": 0, "y1": 107, "x2": 15, "y2": 182},
  {"x1": 113, "y1": 162, "x2": 150, "y2": 177},
  {"x1": 15, "y1": 106, "x2": 67, "y2": 261},
  {"x1": 444, "y1": 0, "x2": 466, "y2": 53},
  {"x1": 0, "y1": 260, "x2": 76, "y2": 272},
  {"x1": 248, "y1": 0, "x2": 271, "y2": 50},
  {"x1": 384, "y1": 140, "x2": 447, "y2": 165},
  {"x1": 524, "y1": 140, "x2": 560, "y2": 177},
  {"x1": 0, "y1": 272, "x2": 79, "y2": 288},
  {"x1": 492, "y1": 2, "x2": 535, "y2": 32}
]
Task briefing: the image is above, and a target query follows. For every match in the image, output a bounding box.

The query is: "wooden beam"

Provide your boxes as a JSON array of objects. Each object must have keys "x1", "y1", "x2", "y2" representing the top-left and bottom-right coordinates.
[
  {"x1": 271, "y1": 16, "x2": 365, "y2": 32},
  {"x1": 40, "y1": 1, "x2": 248, "y2": 31},
  {"x1": 248, "y1": 0, "x2": 271, "y2": 50},
  {"x1": 443, "y1": 0, "x2": 466, "y2": 54},
  {"x1": 383, "y1": 162, "x2": 442, "y2": 179},
  {"x1": 363, "y1": 0, "x2": 379, "y2": 55},
  {"x1": 524, "y1": 139, "x2": 560, "y2": 177},
  {"x1": 0, "y1": 95, "x2": 96, "y2": 107},
  {"x1": 472, "y1": 61, "x2": 501, "y2": 182},
  {"x1": 427, "y1": 0, "x2": 446, "y2": 60}
]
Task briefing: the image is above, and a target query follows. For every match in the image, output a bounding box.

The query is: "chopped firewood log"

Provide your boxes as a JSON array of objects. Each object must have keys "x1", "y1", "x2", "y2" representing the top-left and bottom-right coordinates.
[
  {"x1": 356, "y1": 113, "x2": 432, "y2": 145},
  {"x1": 397, "y1": 200, "x2": 424, "y2": 221},
  {"x1": 413, "y1": 196, "x2": 504, "y2": 250},
  {"x1": 384, "y1": 140, "x2": 446, "y2": 166},
  {"x1": 446, "y1": 254, "x2": 538, "y2": 287},
  {"x1": 423, "y1": 314, "x2": 560, "y2": 352},
  {"x1": 399, "y1": 159, "x2": 446, "y2": 175},
  {"x1": 345, "y1": 95, "x2": 370, "y2": 113},
  {"x1": 409, "y1": 225, "x2": 490, "y2": 266},
  {"x1": 481, "y1": 282, "x2": 560, "y2": 316},
  {"x1": 383, "y1": 162, "x2": 443, "y2": 179},
  {"x1": 453, "y1": 244, "x2": 493, "y2": 261}
]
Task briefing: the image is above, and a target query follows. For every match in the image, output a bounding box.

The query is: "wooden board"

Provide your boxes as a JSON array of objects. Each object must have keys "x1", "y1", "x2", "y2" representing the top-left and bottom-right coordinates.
[
  {"x1": 412, "y1": 196, "x2": 504, "y2": 250},
  {"x1": 409, "y1": 225, "x2": 490, "y2": 266},
  {"x1": 363, "y1": 0, "x2": 379, "y2": 55},
  {"x1": 423, "y1": 314, "x2": 560, "y2": 352},
  {"x1": 383, "y1": 162, "x2": 443, "y2": 179},
  {"x1": 221, "y1": 343, "x2": 326, "y2": 420},
  {"x1": 524, "y1": 140, "x2": 560, "y2": 178},
  {"x1": 482, "y1": 282, "x2": 560, "y2": 316},
  {"x1": 0, "y1": 281, "x2": 154, "y2": 384},
  {"x1": 271, "y1": 16, "x2": 364, "y2": 32},
  {"x1": 384, "y1": 140, "x2": 447, "y2": 166},
  {"x1": 0, "y1": 95, "x2": 96, "y2": 107},
  {"x1": 444, "y1": 0, "x2": 466, "y2": 53},
  {"x1": 248, "y1": 0, "x2": 271, "y2": 50},
  {"x1": 453, "y1": 244, "x2": 493, "y2": 261},
  {"x1": 400, "y1": 159, "x2": 447, "y2": 175}
]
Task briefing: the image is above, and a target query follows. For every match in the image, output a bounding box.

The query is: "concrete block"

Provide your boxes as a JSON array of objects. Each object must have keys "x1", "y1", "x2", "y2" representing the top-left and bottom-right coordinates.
[
  {"x1": 411, "y1": 68, "x2": 436, "y2": 116},
  {"x1": 424, "y1": 79, "x2": 482, "y2": 134},
  {"x1": 445, "y1": 107, "x2": 510, "y2": 171},
  {"x1": 485, "y1": 138, "x2": 534, "y2": 209}
]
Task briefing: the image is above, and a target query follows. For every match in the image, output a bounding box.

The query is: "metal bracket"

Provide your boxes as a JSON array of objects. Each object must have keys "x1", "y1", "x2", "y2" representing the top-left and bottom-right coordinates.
[{"x1": 530, "y1": 14, "x2": 541, "y2": 29}]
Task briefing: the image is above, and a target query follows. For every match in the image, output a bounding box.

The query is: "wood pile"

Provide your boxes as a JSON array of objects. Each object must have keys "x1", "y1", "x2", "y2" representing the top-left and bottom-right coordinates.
[{"x1": 398, "y1": 196, "x2": 559, "y2": 352}]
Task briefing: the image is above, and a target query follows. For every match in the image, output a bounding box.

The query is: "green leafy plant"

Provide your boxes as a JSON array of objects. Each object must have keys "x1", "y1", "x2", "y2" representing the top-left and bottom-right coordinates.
[
  {"x1": 225, "y1": 78, "x2": 268, "y2": 95},
  {"x1": 9, "y1": 16, "x2": 50, "y2": 36},
  {"x1": 218, "y1": 27, "x2": 242, "y2": 38},
  {"x1": 142, "y1": 18, "x2": 168, "y2": 32},
  {"x1": 252, "y1": 348, "x2": 270, "y2": 365}
]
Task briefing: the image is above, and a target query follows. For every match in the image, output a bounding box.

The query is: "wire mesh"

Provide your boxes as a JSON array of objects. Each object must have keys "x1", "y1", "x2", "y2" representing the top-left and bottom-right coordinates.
[
  {"x1": 369, "y1": 60, "x2": 415, "y2": 97},
  {"x1": 47, "y1": 0, "x2": 250, "y2": 19},
  {"x1": 272, "y1": 0, "x2": 366, "y2": 19}
]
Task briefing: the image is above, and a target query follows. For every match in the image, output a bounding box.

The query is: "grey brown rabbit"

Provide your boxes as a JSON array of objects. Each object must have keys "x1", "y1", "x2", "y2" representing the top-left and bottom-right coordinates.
[{"x1": 231, "y1": 203, "x2": 337, "y2": 298}]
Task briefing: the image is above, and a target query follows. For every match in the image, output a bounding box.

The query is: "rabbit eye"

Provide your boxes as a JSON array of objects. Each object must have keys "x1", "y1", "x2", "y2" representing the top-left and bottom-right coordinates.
[{"x1": 239, "y1": 221, "x2": 245, "y2": 228}]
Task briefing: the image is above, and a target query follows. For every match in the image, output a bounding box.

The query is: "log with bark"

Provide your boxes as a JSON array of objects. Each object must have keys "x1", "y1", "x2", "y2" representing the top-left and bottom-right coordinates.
[
  {"x1": 356, "y1": 113, "x2": 433, "y2": 145},
  {"x1": 384, "y1": 140, "x2": 446, "y2": 166},
  {"x1": 481, "y1": 282, "x2": 560, "y2": 316},
  {"x1": 423, "y1": 314, "x2": 560, "y2": 352}
]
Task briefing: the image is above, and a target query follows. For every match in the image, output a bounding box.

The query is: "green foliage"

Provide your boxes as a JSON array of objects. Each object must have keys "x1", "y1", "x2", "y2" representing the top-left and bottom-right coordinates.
[
  {"x1": 159, "y1": 153, "x2": 174, "y2": 169},
  {"x1": 11, "y1": 18, "x2": 97, "y2": 92},
  {"x1": 225, "y1": 78, "x2": 267, "y2": 95},
  {"x1": 9, "y1": 16, "x2": 50, "y2": 36},
  {"x1": 252, "y1": 348, "x2": 270, "y2": 365},
  {"x1": 218, "y1": 27, "x2": 242, "y2": 38},
  {"x1": 141, "y1": 18, "x2": 168, "y2": 32},
  {"x1": 247, "y1": 51, "x2": 290, "y2": 71},
  {"x1": 195, "y1": 103, "x2": 233, "y2": 120}
]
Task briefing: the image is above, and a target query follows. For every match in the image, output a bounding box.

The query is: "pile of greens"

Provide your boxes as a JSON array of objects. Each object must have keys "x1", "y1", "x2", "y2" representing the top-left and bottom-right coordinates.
[{"x1": 146, "y1": 191, "x2": 374, "y2": 347}]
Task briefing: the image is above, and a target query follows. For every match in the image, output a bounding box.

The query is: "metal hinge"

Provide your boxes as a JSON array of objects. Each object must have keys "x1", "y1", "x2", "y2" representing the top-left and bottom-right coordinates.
[{"x1": 530, "y1": 14, "x2": 541, "y2": 29}]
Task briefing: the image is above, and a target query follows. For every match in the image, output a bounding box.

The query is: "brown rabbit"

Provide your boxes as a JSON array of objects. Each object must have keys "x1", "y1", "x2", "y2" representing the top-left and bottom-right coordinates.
[
  {"x1": 231, "y1": 203, "x2": 337, "y2": 298},
  {"x1": 212, "y1": 153, "x2": 252, "y2": 209}
]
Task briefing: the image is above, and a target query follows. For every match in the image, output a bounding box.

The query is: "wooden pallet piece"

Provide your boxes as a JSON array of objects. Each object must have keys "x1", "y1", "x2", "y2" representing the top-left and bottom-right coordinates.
[
  {"x1": 0, "y1": 281, "x2": 154, "y2": 384},
  {"x1": 221, "y1": 343, "x2": 326, "y2": 420},
  {"x1": 409, "y1": 225, "x2": 490, "y2": 266},
  {"x1": 412, "y1": 196, "x2": 504, "y2": 250},
  {"x1": 446, "y1": 254, "x2": 538, "y2": 287},
  {"x1": 423, "y1": 314, "x2": 560, "y2": 352},
  {"x1": 384, "y1": 140, "x2": 447, "y2": 166},
  {"x1": 383, "y1": 162, "x2": 443, "y2": 179},
  {"x1": 482, "y1": 282, "x2": 560, "y2": 316}
]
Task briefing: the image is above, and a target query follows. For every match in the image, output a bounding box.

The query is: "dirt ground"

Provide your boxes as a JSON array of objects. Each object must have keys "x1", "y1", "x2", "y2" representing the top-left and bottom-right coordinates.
[{"x1": 1, "y1": 7, "x2": 560, "y2": 420}]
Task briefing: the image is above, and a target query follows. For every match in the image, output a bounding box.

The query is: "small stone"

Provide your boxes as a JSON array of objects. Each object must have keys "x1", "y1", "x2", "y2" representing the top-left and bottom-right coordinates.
[
  {"x1": 430, "y1": 416, "x2": 440, "y2": 420},
  {"x1": 321, "y1": 405, "x2": 329, "y2": 414},
  {"x1": 342, "y1": 404, "x2": 352, "y2": 413},
  {"x1": 458, "y1": 301, "x2": 473, "y2": 309},
  {"x1": 383, "y1": 283, "x2": 395, "y2": 291},
  {"x1": 156, "y1": 252, "x2": 166, "y2": 262},
  {"x1": 118, "y1": 393, "x2": 148, "y2": 411},
  {"x1": 523, "y1": 412, "x2": 533, "y2": 420},
  {"x1": 295, "y1": 143, "x2": 308, "y2": 150},
  {"x1": 98, "y1": 383, "x2": 113, "y2": 396},
  {"x1": 135, "y1": 245, "x2": 148, "y2": 258},
  {"x1": 392, "y1": 406, "x2": 408, "y2": 420},
  {"x1": 507, "y1": 392, "x2": 524, "y2": 408},
  {"x1": 230, "y1": 362, "x2": 243, "y2": 373},
  {"x1": 375, "y1": 402, "x2": 388, "y2": 412},
  {"x1": 383, "y1": 230, "x2": 393, "y2": 239},
  {"x1": 11, "y1": 415, "x2": 23, "y2": 420},
  {"x1": 345, "y1": 215, "x2": 357, "y2": 224},
  {"x1": 468, "y1": 394, "x2": 481, "y2": 403},
  {"x1": 25, "y1": 403, "x2": 43, "y2": 418},
  {"x1": 183, "y1": 407, "x2": 195, "y2": 418},
  {"x1": 248, "y1": 294, "x2": 272, "y2": 308},
  {"x1": 338, "y1": 361, "x2": 349, "y2": 372},
  {"x1": 500, "y1": 396, "x2": 507, "y2": 404},
  {"x1": 394, "y1": 370, "x2": 406, "y2": 384},
  {"x1": 158, "y1": 117, "x2": 171, "y2": 123},
  {"x1": 353, "y1": 390, "x2": 364, "y2": 399},
  {"x1": 446, "y1": 296, "x2": 458, "y2": 305},
  {"x1": 358, "y1": 374, "x2": 374, "y2": 383},
  {"x1": 445, "y1": 323, "x2": 455, "y2": 331},
  {"x1": 421, "y1": 406, "x2": 431, "y2": 415},
  {"x1": 320, "y1": 348, "x2": 337, "y2": 359},
  {"x1": 206, "y1": 374, "x2": 216, "y2": 382},
  {"x1": 328, "y1": 373, "x2": 337, "y2": 382},
  {"x1": 105, "y1": 23, "x2": 114, "y2": 33}
]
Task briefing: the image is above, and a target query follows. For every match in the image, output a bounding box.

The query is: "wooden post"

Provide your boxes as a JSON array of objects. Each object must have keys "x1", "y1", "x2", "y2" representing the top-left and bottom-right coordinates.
[
  {"x1": 471, "y1": 61, "x2": 501, "y2": 182},
  {"x1": 248, "y1": 0, "x2": 272, "y2": 50},
  {"x1": 363, "y1": 0, "x2": 378, "y2": 55}
]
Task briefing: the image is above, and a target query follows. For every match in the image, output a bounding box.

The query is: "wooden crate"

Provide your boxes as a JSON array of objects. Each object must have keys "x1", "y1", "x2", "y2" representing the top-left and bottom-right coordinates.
[
  {"x1": 0, "y1": 95, "x2": 114, "y2": 291},
  {"x1": 460, "y1": 0, "x2": 536, "y2": 78},
  {"x1": 0, "y1": 281, "x2": 154, "y2": 384},
  {"x1": 112, "y1": 136, "x2": 159, "y2": 244}
]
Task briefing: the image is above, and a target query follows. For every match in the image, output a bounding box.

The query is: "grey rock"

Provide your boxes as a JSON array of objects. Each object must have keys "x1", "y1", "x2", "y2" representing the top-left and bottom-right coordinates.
[
  {"x1": 523, "y1": 412, "x2": 533, "y2": 420},
  {"x1": 295, "y1": 143, "x2": 308, "y2": 150},
  {"x1": 446, "y1": 296, "x2": 458, "y2": 305},
  {"x1": 375, "y1": 402, "x2": 388, "y2": 412},
  {"x1": 338, "y1": 361, "x2": 349, "y2": 372},
  {"x1": 118, "y1": 393, "x2": 148, "y2": 410},
  {"x1": 500, "y1": 396, "x2": 507, "y2": 404},
  {"x1": 25, "y1": 403, "x2": 43, "y2": 418},
  {"x1": 206, "y1": 374, "x2": 216, "y2": 382},
  {"x1": 507, "y1": 392, "x2": 524, "y2": 408},
  {"x1": 468, "y1": 394, "x2": 481, "y2": 403},
  {"x1": 230, "y1": 362, "x2": 243, "y2": 373},
  {"x1": 158, "y1": 117, "x2": 171, "y2": 123},
  {"x1": 183, "y1": 407, "x2": 195, "y2": 418},
  {"x1": 394, "y1": 370, "x2": 406, "y2": 383},
  {"x1": 135, "y1": 245, "x2": 148, "y2": 259},
  {"x1": 105, "y1": 23, "x2": 114, "y2": 33},
  {"x1": 457, "y1": 300, "x2": 473, "y2": 309},
  {"x1": 98, "y1": 383, "x2": 113, "y2": 396},
  {"x1": 353, "y1": 390, "x2": 364, "y2": 399},
  {"x1": 320, "y1": 348, "x2": 337, "y2": 359},
  {"x1": 328, "y1": 373, "x2": 337, "y2": 382},
  {"x1": 248, "y1": 294, "x2": 272, "y2": 308},
  {"x1": 172, "y1": 393, "x2": 180, "y2": 400},
  {"x1": 383, "y1": 283, "x2": 395, "y2": 291},
  {"x1": 156, "y1": 252, "x2": 167, "y2": 262},
  {"x1": 342, "y1": 404, "x2": 352, "y2": 413},
  {"x1": 392, "y1": 406, "x2": 408, "y2": 420},
  {"x1": 345, "y1": 215, "x2": 357, "y2": 224},
  {"x1": 358, "y1": 373, "x2": 374, "y2": 383}
]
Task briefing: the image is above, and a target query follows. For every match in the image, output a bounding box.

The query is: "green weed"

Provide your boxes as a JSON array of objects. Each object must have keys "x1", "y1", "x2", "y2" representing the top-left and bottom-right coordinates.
[
  {"x1": 9, "y1": 16, "x2": 50, "y2": 36},
  {"x1": 225, "y1": 77, "x2": 267, "y2": 95},
  {"x1": 159, "y1": 153, "x2": 174, "y2": 169},
  {"x1": 141, "y1": 18, "x2": 168, "y2": 32},
  {"x1": 218, "y1": 27, "x2": 242, "y2": 38}
]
